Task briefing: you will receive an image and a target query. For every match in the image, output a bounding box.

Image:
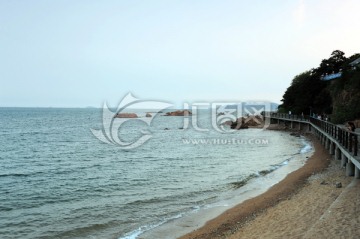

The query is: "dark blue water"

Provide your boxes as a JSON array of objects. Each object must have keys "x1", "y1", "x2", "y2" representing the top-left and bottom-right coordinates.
[{"x1": 0, "y1": 108, "x2": 309, "y2": 239}]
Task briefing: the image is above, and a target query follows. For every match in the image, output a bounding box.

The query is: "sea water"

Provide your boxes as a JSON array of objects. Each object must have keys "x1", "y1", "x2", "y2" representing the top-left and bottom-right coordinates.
[{"x1": 0, "y1": 108, "x2": 312, "y2": 239}]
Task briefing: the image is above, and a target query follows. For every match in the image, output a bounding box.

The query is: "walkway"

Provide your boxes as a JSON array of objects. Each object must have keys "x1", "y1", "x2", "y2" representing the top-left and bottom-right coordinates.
[{"x1": 269, "y1": 113, "x2": 360, "y2": 179}]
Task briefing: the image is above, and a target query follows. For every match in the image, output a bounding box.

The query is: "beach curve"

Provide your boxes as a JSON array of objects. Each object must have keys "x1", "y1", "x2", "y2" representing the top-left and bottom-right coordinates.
[{"x1": 178, "y1": 133, "x2": 333, "y2": 239}]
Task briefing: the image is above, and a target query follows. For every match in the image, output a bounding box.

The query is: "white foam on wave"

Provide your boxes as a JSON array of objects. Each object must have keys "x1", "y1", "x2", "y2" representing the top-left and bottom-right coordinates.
[
  {"x1": 120, "y1": 222, "x2": 163, "y2": 239},
  {"x1": 119, "y1": 212, "x2": 185, "y2": 239},
  {"x1": 300, "y1": 138, "x2": 313, "y2": 154},
  {"x1": 120, "y1": 228, "x2": 142, "y2": 239}
]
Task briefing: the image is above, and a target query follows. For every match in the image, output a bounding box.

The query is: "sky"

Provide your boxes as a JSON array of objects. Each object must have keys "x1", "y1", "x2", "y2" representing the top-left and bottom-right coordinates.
[{"x1": 1, "y1": 0, "x2": 360, "y2": 108}]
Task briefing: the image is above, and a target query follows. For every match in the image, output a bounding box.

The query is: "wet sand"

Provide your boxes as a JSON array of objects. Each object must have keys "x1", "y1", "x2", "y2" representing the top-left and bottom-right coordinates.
[{"x1": 179, "y1": 133, "x2": 358, "y2": 239}]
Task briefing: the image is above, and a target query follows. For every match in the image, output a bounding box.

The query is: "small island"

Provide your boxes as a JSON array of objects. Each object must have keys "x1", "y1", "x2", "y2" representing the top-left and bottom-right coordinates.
[
  {"x1": 164, "y1": 110, "x2": 192, "y2": 116},
  {"x1": 114, "y1": 113, "x2": 138, "y2": 118}
]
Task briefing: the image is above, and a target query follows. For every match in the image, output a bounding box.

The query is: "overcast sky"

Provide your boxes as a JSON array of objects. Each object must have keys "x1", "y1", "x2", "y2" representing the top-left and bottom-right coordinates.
[{"x1": 1, "y1": 0, "x2": 359, "y2": 108}]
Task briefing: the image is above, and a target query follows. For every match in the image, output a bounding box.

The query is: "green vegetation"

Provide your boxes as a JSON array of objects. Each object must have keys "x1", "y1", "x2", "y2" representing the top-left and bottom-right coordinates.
[{"x1": 279, "y1": 50, "x2": 360, "y2": 123}]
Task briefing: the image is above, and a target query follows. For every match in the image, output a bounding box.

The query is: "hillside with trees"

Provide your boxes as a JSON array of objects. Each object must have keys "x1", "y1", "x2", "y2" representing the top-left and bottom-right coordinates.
[{"x1": 278, "y1": 50, "x2": 360, "y2": 123}]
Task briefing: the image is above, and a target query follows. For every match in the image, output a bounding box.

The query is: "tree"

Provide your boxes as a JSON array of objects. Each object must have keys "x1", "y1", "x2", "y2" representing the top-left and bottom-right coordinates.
[
  {"x1": 279, "y1": 50, "x2": 351, "y2": 116},
  {"x1": 315, "y1": 50, "x2": 347, "y2": 75},
  {"x1": 279, "y1": 50, "x2": 360, "y2": 122},
  {"x1": 279, "y1": 71, "x2": 328, "y2": 115}
]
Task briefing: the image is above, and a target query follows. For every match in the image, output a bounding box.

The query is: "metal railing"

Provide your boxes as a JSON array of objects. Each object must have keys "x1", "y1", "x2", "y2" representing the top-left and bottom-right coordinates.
[
  {"x1": 270, "y1": 112, "x2": 309, "y2": 121},
  {"x1": 270, "y1": 113, "x2": 359, "y2": 156}
]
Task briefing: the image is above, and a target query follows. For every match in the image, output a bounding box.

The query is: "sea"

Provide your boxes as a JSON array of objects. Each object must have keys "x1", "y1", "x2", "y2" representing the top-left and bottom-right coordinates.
[{"x1": 0, "y1": 108, "x2": 313, "y2": 239}]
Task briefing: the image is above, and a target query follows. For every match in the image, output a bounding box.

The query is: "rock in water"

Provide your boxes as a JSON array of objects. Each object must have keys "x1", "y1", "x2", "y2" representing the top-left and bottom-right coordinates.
[
  {"x1": 164, "y1": 110, "x2": 192, "y2": 116},
  {"x1": 114, "y1": 113, "x2": 138, "y2": 118}
]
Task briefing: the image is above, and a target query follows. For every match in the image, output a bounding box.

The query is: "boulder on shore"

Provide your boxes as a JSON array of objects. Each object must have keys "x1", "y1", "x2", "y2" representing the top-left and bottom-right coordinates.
[
  {"x1": 114, "y1": 113, "x2": 138, "y2": 118},
  {"x1": 164, "y1": 110, "x2": 192, "y2": 116},
  {"x1": 335, "y1": 182, "x2": 342, "y2": 188},
  {"x1": 146, "y1": 113, "x2": 152, "y2": 117}
]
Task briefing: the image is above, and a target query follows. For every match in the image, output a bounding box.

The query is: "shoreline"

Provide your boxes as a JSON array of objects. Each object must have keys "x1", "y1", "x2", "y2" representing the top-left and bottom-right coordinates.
[
  {"x1": 178, "y1": 132, "x2": 332, "y2": 239},
  {"x1": 137, "y1": 128, "x2": 314, "y2": 239}
]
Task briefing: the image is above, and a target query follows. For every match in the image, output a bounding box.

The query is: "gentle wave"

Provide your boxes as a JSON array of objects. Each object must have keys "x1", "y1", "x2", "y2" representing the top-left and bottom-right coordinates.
[
  {"x1": 119, "y1": 213, "x2": 186, "y2": 239},
  {"x1": 0, "y1": 173, "x2": 34, "y2": 177},
  {"x1": 300, "y1": 137, "x2": 313, "y2": 154},
  {"x1": 229, "y1": 155, "x2": 298, "y2": 189}
]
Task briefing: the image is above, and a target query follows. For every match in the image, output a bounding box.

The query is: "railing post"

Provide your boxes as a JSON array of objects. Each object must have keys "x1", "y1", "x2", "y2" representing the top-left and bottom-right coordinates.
[
  {"x1": 354, "y1": 135, "x2": 358, "y2": 156},
  {"x1": 346, "y1": 160, "x2": 355, "y2": 176},
  {"x1": 344, "y1": 131, "x2": 347, "y2": 147},
  {"x1": 326, "y1": 122, "x2": 328, "y2": 133},
  {"x1": 327, "y1": 122, "x2": 329, "y2": 133},
  {"x1": 330, "y1": 124, "x2": 332, "y2": 136},
  {"x1": 327, "y1": 123, "x2": 329, "y2": 134},
  {"x1": 323, "y1": 121, "x2": 329, "y2": 133},
  {"x1": 338, "y1": 128, "x2": 342, "y2": 143},
  {"x1": 341, "y1": 153, "x2": 347, "y2": 167}
]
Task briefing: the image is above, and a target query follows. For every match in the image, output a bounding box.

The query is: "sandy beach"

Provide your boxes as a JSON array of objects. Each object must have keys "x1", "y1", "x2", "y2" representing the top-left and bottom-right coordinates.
[{"x1": 180, "y1": 132, "x2": 360, "y2": 239}]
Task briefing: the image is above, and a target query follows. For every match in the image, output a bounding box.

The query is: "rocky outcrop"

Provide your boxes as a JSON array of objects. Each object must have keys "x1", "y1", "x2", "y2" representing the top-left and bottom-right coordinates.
[
  {"x1": 244, "y1": 116, "x2": 264, "y2": 127},
  {"x1": 164, "y1": 110, "x2": 192, "y2": 116},
  {"x1": 114, "y1": 113, "x2": 138, "y2": 118},
  {"x1": 231, "y1": 120, "x2": 249, "y2": 129},
  {"x1": 146, "y1": 113, "x2": 152, "y2": 117},
  {"x1": 224, "y1": 115, "x2": 264, "y2": 130}
]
